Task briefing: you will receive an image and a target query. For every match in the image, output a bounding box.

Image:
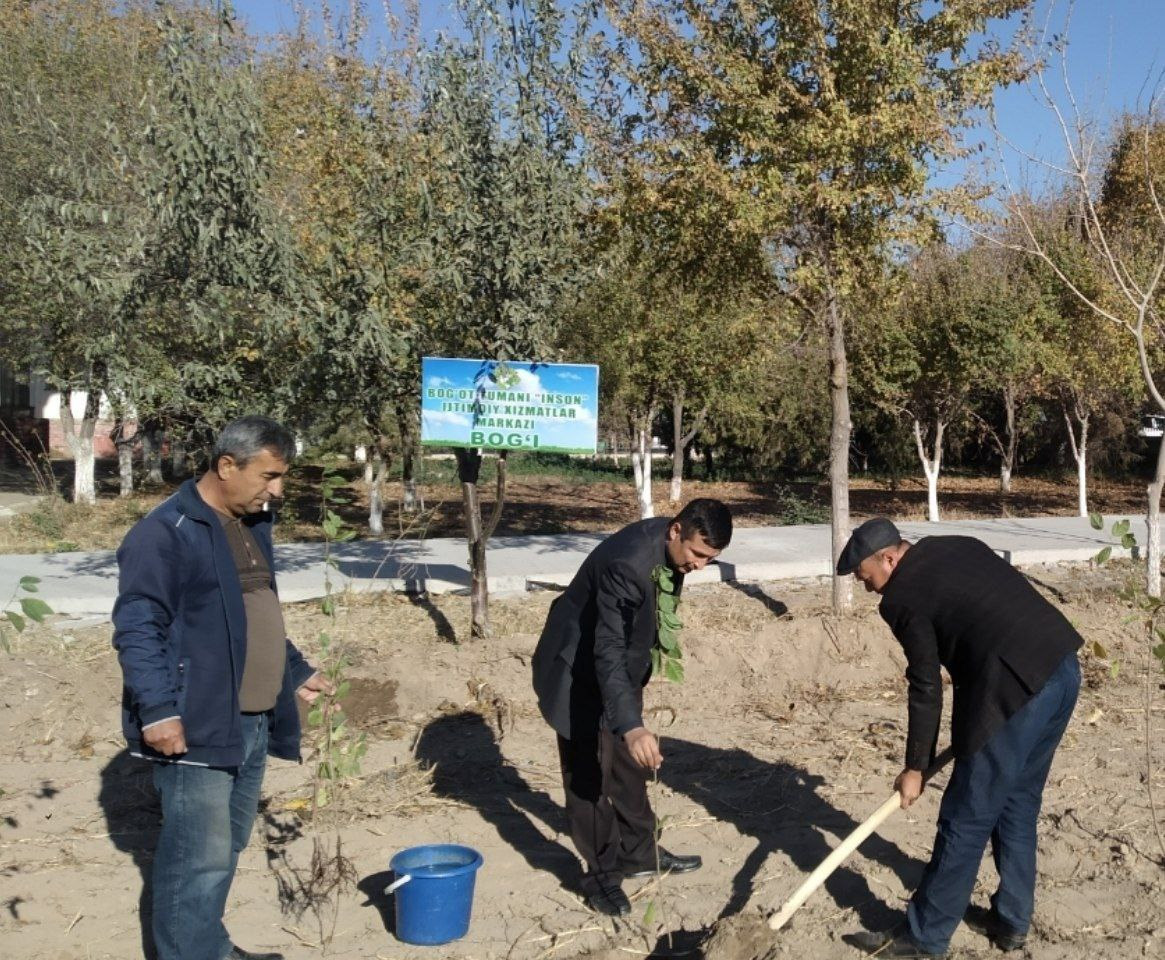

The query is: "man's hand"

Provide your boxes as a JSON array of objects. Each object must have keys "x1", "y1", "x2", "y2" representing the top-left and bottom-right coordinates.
[
  {"x1": 297, "y1": 671, "x2": 334, "y2": 704},
  {"x1": 624, "y1": 727, "x2": 663, "y2": 771},
  {"x1": 144, "y1": 718, "x2": 187, "y2": 756},
  {"x1": 894, "y1": 768, "x2": 924, "y2": 809}
]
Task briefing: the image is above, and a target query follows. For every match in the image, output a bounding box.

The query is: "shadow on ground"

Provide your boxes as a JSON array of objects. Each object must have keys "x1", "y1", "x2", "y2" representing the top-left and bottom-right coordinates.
[
  {"x1": 97, "y1": 750, "x2": 161, "y2": 960},
  {"x1": 413, "y1": 712, "x2": 579, "y2": 886}
]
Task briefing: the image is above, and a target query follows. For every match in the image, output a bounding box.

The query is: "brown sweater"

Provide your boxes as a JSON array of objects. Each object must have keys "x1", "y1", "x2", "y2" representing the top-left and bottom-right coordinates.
[{"x1": 217, "y1": 512, "x2": 287, "y2": 712}]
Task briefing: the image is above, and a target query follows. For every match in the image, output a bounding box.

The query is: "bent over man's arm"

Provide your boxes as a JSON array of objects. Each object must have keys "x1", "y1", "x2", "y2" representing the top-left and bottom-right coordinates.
[
  {"x1": 881, "y1": 602, "x2": 942, "y2": 807},
  {"x1": 592, "y1": 560, "x2": 661, "y2": 768}
]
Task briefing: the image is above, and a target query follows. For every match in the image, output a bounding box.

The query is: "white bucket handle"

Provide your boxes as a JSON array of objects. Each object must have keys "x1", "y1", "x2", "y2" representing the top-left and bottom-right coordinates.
[{"x1": 385, "y1": 874, "x2": 412, "y2": 895}]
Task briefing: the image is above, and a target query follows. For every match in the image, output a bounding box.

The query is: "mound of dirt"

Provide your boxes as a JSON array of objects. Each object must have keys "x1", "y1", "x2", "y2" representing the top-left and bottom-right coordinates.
[{"x1": 699, "y1": 910, "x2": 782, "y2": 960}]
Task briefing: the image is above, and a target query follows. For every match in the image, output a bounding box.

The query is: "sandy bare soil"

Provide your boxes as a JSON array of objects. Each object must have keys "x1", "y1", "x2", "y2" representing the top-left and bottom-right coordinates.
[{"x1": 1, "y1": 564, "x2": 1162, "y2": 959}]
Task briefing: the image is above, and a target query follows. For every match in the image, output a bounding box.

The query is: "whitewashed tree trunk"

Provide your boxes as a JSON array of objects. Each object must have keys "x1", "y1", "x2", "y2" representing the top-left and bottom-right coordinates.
[
  {"x1": 826, "y1": 291, "x2": 853, "y2": 611},
  {"x1": 363, "y1": 458, "x2": 374, "y2": 484},
  {"x1": 668, "y1": 390, "x2": 706, "y2": 505},
  {"x1": 670, "y1": 393, "x2": 684, "y2": 504},
  {"x1": 668, "y1": 463, "x2": 682, "y2": 503},
  {"x1": 913, "y1": 417, "x2": 945, "y2": 523},
  {"x1": 609, "y1": 431, "x2": 620, "y2": 467},
  {"x1": 1064, "y1": 408, "x2": 1089, "y2": 518},
  {"x1": 1148, "y1": 434, "x2": 1165, "y2": 598},
  {"x1": 1000, "y1": 385, "x2": 1017, "y2": 494},
  {"x1": 368, "y1": 454, "x2": 386, "y2": 536},
  {"x1": 141, "y1": 422, "x2": 164, "y2": 485},
  {"x1": 59, "y1": 387, "x2": 99, "y2": 505},
  {"x1": 170, "y1": 435, "x2": 188, "y2": 478},
  {"x1": 629, "y1": 417, "x2": 654, "y2": 519},
  {"x1": 402, "y1": 443, "x2": 420, "y2": 514},
  {"x1": 110, "y1": 414, "x2": 135, "y2": 498},
  {"x1": 118, "y1": 436, "x2": 134, "y2": 497}
]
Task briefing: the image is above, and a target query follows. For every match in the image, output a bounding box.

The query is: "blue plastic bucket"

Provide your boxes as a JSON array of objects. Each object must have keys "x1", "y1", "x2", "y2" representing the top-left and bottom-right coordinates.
[{"x1": 386, "y1": 844, "x2": 483, "y2": 945}]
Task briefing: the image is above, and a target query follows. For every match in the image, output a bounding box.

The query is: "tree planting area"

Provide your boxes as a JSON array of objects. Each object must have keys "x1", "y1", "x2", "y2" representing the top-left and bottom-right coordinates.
[{"x1": 1, "y1": 567, "x2": 1162, "y2": 960}]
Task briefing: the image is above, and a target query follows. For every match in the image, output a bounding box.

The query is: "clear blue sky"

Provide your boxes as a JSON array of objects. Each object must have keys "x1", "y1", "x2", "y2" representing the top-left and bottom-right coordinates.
[
  {"x1": 970, "y1": 0, "x2": 1165, "y2": 195},
  {"x1": 231, "y1": 0, "x2": 1165, "y2": 193}
]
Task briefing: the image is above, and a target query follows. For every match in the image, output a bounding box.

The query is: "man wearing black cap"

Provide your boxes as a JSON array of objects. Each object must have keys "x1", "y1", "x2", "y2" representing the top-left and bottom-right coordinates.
[{"x1": 836, "y1": 518, "x2": 1082, "y2": 958}]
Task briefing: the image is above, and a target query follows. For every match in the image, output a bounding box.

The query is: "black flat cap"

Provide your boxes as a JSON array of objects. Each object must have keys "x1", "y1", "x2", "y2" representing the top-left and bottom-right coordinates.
[{"x1": 836, "y1": 518, "x2": 902, "y2": 575}]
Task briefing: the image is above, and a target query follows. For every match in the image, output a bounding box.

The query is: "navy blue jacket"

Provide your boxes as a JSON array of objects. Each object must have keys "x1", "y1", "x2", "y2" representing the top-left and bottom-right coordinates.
[{"x1": 112, "y1": 479, "x2": 315, "y2": 766}]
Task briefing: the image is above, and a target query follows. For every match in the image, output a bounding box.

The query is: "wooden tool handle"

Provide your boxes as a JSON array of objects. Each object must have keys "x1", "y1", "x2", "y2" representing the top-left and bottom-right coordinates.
[{"x1": 767, "y1": 748, "x2": 955, "y2": 932}]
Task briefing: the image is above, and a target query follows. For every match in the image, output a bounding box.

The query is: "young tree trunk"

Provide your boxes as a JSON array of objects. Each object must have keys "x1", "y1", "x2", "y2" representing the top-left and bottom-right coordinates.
[
  {"x1": 113, "y1": 418, "x2": 135, "y2": 498},
  {"x1": 141, "y1": 419, "x2": 164, "y2": 485},
  {"x1": 668, "y1": 390, "x2": 706, "y2": 504},
  {"x1": 913, "y1": 417, "x2": 945, "y2": 523},
  {"x1": 629, "y1": 414, "x2": 654, "y2": 519},
  {"x1": 362, "y1": 457, "x2": 374, "y2": 484},
  {"x1": 455, "y1": 448, "x2": 508, "y2": 637},
  {"x1": 826, "y1": 293, "x2": 853, "y2": 612},
  {"x1": 1000, "y1": 385, "x2": 1018, "y2": 494},
  {"x1": 402, "y1": 444, "x2": 419, "y2": 514},
  {"x1": 1148, "y1": 434, "x2": 1165, "y2": 598},
  {"x1": 59, "y1": 387, "x2": 99, "y2": 505},
  {"x1": 1063, "y1": 407, "x2": 1089, "y2": 518},
  {"x1": 368, "y1": 452, "x2": 387, "y2": 536},
  {"x1": 399, "y1": 408, "x2": 421, "y2": 514},
  {"x1": 170, "y1": 434, "x2": 188, "y2": 479},
  {"x1": 609, "y1": 431, "x2": 620, "y2": 467}
]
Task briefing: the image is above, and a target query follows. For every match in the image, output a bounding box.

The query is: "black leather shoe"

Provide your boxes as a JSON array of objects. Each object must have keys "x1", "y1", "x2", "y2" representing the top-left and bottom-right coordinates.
[
  {"x1": 227, "y1": 947, "x2": 284, "y2": 960},
  {"x1": 585, "y1": 879, "x2": 631, "y2": 917},
  {"x1": 964, "y1": 904, "x2": 1027, "y2": 952},
  {"x1": 841, "y1": 929, "x2": 946, "y2": 958},
  {"x1": 620, "y1": 848, "x2": 702, "y2": 878}
]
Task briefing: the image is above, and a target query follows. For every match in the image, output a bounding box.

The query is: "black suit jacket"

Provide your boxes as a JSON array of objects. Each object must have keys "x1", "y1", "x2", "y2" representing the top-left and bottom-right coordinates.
[
  {"x1": 878, "y1": 536, "x2": 1082, "y2": 768},
  {"x1": 532, "y1": 517, "x2": 678, "y2": 740}
]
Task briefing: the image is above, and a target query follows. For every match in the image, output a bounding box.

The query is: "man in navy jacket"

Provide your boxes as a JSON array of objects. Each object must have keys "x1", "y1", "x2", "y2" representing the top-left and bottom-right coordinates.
[{"x1": 113, "y1": 416, "x2": 328, "y2": 960}]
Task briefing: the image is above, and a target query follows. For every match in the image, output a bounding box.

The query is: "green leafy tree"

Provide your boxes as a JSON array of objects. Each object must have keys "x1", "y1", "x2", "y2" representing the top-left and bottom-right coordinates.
[
  {"x1": 960, "y1": 243, "x2": 1052, "y2": 494},
  {"x1": 420, "y1": 0, "x2": 589, "y2": 637},
  {"x1": 0, "y1": 0, "x2": 159, "y2": 503},
  {"x1": 859, "y1": 245, "x2": 1000, "y2": 521},
  {"x1": 124, "y1": 1, "x2": 304, "y2": 445},
  {"x1": 610, "y1": 0, "x2": 1032, "y2": 609},
  {"x1": 264, "y1": 15, "x2": 428, "y2": 534}
]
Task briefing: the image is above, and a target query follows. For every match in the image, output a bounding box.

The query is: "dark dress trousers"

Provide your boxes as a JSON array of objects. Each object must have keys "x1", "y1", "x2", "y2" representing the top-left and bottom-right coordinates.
[
  {"x1": 878, "y1": 536, "x2": 1083, "y2": 770},
  {"x1": 532, "y1": 517, "x2": 678, "y2": 889}
]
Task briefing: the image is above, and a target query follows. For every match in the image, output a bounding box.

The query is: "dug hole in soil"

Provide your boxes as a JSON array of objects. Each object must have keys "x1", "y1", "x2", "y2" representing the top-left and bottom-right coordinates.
[{"x1": 1, "y1": 563, "x2": 1162, "y2": 959}]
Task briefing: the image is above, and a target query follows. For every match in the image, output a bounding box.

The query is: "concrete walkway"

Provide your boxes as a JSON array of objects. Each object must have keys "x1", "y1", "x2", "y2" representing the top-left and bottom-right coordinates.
[{"x1": 0, "y1": 514, "x2": 1143, "y2": 623}]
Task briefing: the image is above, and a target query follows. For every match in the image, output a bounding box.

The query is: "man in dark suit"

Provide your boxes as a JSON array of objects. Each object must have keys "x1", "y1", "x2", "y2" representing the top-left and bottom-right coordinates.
[
  {"x1": 532, "y1": 498, "x2": 733, "y2": 916},
  {"x1": 837, "y1": 518, "x2": 1082, "y2": 958}
]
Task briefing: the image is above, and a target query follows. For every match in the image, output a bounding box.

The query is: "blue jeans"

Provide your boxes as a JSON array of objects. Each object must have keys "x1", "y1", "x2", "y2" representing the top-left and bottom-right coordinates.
[
  {"x1": 151, "y1": 713, "x2": 269, "y2": 960},
  {"x1": 907, "y1": 653, "x2": 1080, "y2": 953}
]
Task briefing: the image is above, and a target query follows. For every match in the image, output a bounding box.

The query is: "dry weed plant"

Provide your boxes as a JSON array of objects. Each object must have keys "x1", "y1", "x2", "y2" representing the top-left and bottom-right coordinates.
[{"x1": 268, "y1": 833, "x2": 358, "y2": 948}]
